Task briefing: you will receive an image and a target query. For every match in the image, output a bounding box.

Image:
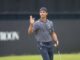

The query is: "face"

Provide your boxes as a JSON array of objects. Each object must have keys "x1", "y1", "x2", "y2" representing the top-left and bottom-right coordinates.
[{"x1": 39, "y1": 10, "x2": 48, "y2": 18}]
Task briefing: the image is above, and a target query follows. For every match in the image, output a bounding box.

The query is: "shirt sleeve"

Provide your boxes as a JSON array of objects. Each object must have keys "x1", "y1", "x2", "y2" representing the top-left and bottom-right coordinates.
[
  {"x1": 33, "y1": 22, "x2": 39, "y2": 32},
  {"x1": 50, "y1": 21, "x2": 55, "y2": 32}
]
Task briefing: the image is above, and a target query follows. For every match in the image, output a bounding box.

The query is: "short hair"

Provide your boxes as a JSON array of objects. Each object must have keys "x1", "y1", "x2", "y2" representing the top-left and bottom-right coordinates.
[{"x1": 39, "y1": 7, "x2": 48, "y2": 12}]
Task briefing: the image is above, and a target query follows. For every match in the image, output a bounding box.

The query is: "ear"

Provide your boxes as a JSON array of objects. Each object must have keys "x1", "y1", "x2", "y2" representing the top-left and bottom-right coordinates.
[{"x1": 46, "y1": 12, "x2": 48, "y2": 15}]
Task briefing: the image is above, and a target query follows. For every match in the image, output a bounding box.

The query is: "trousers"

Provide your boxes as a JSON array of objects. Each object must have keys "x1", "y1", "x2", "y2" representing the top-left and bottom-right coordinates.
[{"x1": 37, "y1": 41, "x2": 54, "y2": 60}]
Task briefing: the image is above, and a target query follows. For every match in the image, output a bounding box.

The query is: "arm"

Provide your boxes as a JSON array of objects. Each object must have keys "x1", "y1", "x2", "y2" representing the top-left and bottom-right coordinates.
[
  {"x1": 28, "y1": 16, "x2": 35, "y2": 34},
  {"x1": 50, "y1": 21, "x2": 59, "y2": 47},
  {"x1": 28, "y1": 24, "x2": 33, "y2": 34},
  {"x1": 51, "y1": 32, "x2": 59, "y2": 47}
]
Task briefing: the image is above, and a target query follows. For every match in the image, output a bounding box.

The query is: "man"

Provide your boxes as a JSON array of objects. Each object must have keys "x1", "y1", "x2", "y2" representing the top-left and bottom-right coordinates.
[{"x1": 28, "y1": 7, "x2": 59, "y2": 60}]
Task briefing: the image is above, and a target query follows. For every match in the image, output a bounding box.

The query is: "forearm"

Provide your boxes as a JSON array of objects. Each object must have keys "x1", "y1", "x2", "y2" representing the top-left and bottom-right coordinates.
[
  {"x1": 28, "y1": 24, "x2": 33, "y2": 34},
  {"x1": 51, "y1": 32, "x2": 59, "y2": 44}
]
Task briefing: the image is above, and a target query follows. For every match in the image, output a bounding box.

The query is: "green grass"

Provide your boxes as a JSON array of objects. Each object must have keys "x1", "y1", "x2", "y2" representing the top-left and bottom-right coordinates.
[{"x1": 0, "y1": 53, "x2": 80, "y2": 60}]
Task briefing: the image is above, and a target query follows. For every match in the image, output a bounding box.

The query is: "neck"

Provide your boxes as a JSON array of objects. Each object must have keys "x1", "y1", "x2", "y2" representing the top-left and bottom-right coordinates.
[{"x1": 40, "y1": 17, "x2": 47, "y2": 22}]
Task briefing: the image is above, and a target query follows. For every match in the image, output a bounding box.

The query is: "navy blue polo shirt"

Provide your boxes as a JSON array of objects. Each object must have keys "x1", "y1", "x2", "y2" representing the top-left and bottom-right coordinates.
[{"x1": 33, "y1": 19, "x2": 54, "y2": 42}]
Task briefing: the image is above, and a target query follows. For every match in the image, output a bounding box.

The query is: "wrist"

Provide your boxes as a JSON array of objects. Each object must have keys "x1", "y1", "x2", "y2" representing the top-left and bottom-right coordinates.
[
  {"x1": 56, "y1": 40, "x2": 59, "y2": 44},
  {"x1": 30, "y1": 23, "x2": 34, "y2": 26}
]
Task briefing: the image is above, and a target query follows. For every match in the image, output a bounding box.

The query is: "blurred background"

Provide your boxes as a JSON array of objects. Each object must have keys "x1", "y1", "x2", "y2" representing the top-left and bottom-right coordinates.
[{"x1": 0, "y1": 0, "x2": 80, "y2": 56}]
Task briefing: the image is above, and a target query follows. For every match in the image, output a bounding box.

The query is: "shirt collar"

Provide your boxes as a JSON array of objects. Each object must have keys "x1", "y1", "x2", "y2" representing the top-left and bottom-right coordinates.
[{"x1": 39, "y1": 19, "x2": 48, "y2": 23}]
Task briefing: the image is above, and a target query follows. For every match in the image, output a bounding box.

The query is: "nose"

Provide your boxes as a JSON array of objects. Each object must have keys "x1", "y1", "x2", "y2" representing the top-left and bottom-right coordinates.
[
  {"x1": 41, "y1": 12, "x2": 44, "y2": 15},
  {"x1": 41, "y1": 13, "x2": 43, "y2": 15}
]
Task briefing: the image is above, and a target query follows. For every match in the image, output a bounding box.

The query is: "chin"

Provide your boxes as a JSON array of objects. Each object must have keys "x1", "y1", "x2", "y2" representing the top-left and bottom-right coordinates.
[{"x1": 41, "y1": 16, "x2": 45, "y2": 18}]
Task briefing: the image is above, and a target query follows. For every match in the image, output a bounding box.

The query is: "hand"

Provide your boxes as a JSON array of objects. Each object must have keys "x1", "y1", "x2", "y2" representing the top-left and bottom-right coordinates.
[
  {"x1": 54, "y1": 41, "x2": 59, "y2": 47},
  {"x1": 30, "y1": 15, "x2": 35, "y2": 25}
]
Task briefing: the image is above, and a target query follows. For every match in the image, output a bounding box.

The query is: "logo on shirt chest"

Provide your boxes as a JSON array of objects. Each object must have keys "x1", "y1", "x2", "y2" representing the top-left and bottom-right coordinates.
[
  {"x1": 47, "y1": 24, "x2": 51, "y2": 29},
  {"x1": 43, "y1": 24, "x2": 51, "y2": 31}
]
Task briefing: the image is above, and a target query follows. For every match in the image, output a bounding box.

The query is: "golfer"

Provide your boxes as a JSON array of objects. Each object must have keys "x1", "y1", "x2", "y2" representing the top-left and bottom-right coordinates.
[{"x1": 28, "y1": 7, "x2": 59, "y2": 60}]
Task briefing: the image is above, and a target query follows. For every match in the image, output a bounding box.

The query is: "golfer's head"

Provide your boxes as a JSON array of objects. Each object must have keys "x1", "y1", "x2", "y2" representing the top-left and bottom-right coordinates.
[{"x1": 39, "y1": 7, "x2": 48, "y2": 18}]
